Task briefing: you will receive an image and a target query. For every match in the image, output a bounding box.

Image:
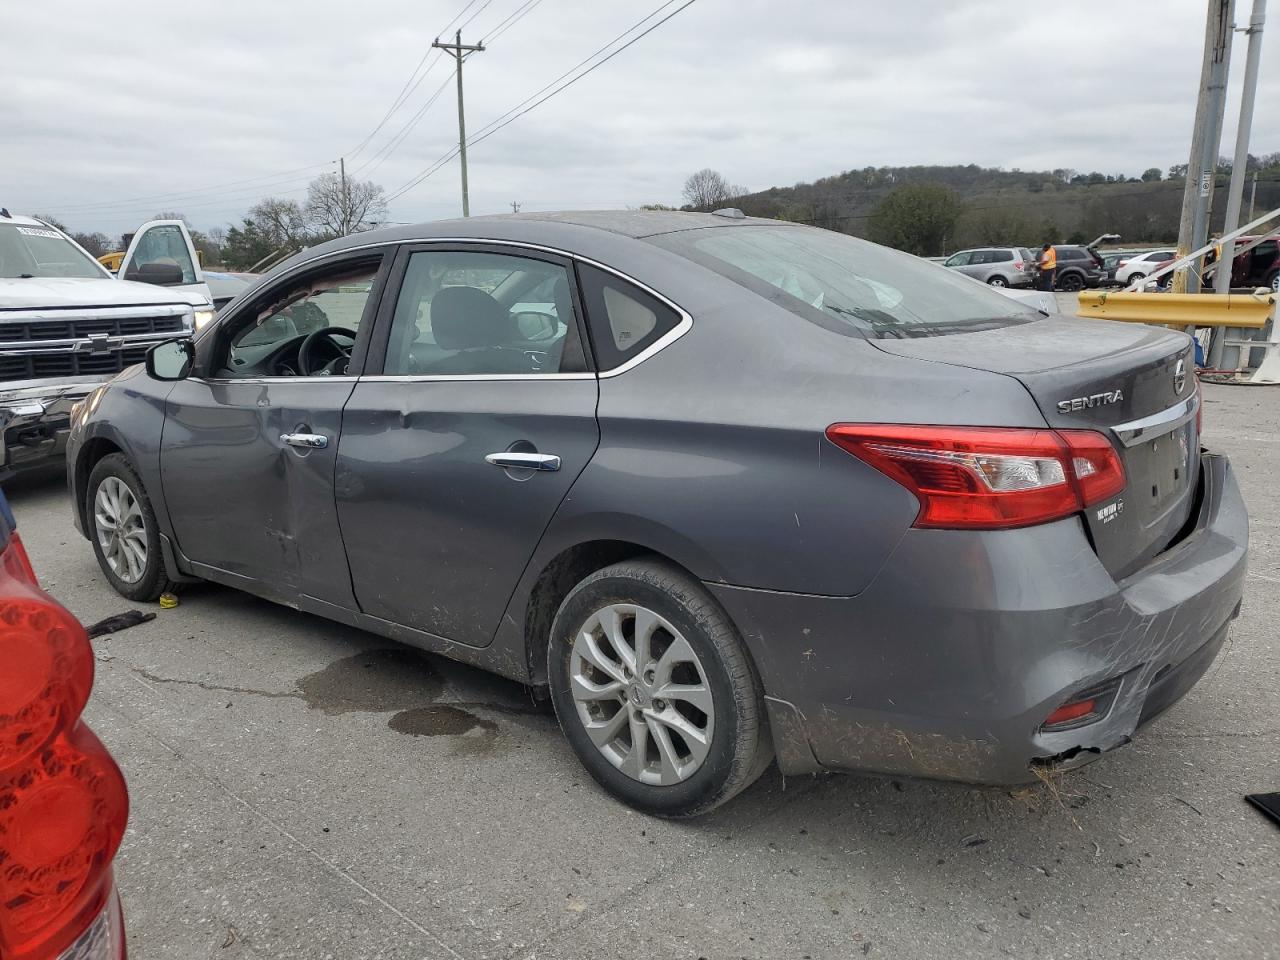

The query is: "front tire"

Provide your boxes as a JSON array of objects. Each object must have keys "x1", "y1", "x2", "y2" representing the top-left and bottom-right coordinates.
[
  {"x1": 547, "y1": 559, "x2": 772, "y2": 817},
  {"x1": 87, "y1": 453, "x2": 173, "y2": 602},
  {"x1": 1268, "y1": 270, "x2": 1279, "y2": 293}
]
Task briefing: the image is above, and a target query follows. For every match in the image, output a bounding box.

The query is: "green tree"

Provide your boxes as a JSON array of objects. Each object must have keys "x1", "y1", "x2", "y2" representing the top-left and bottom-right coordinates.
[
  {"x1": 867, "y1": 183, "x2": 962, "y2": 255},
  {"x1": 221, "y1": 218, "x2": 276, "y2": 271},
  {"x1": 1141, "y1": 167, "x2": 1162, "y2": 182}
]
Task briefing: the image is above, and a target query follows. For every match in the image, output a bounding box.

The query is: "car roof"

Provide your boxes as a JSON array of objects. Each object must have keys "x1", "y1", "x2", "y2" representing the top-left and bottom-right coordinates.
[
  {"x1": 0, "y1": 212, "x2": 55, "y2": 228},
  {"x1": 268, "y1": 209, "x2": 805, "y2": 279}
]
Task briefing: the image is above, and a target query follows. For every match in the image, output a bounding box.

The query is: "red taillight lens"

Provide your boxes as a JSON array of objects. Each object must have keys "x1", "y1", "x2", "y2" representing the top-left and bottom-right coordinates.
[
  {"x1": 0, "y1": 537, "x2": 129, "y2": 960},
  {"x1": 825, "y1": 424, "x2": 1126, "y2": 530},
  {"x1": 1013, "y1": 260, "x2": 1024, "y2": 269},
  {"x1": 1044, "y1": 698, "x2": 1096, "y2": 726}
]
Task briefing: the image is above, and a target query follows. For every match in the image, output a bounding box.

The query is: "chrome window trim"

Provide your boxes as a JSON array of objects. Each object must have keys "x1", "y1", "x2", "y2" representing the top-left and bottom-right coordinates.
[
  {"x1": 191, "y1": 376, "x2": 360, "y2": 385},
  {"x1": 209, "y1": 237, "x2": 693, "y2": 378},
  {"x1": 1110, "y1": 395, "x2": 1199, "y2": 447}
]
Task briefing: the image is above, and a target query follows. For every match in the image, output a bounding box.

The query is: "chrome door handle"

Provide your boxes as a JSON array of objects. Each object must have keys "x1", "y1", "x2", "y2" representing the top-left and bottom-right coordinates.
[
  {"x1": 281, "y1": 432, "x2": 329, "y2": 449},
  {"x1": 485, "y1": 452, "x2": 561, "y2": 471}
]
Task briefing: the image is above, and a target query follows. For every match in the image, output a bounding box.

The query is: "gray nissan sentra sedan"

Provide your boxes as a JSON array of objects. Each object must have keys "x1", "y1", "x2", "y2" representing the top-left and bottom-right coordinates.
[{"x1": 67, "y1": 211, "x2": 1247, "y2": 816}]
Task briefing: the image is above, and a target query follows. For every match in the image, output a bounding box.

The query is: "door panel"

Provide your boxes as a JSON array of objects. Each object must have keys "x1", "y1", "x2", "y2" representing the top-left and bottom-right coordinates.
[
  {"x1": 161, "y1": 379, "x2": 359, "y2": 606},
  {"x1": 336, "y1": 378, "x2": 599, "y2": 647},
  {"x1": 119, "y1": 219, "x2": 212, "y2": 304}
]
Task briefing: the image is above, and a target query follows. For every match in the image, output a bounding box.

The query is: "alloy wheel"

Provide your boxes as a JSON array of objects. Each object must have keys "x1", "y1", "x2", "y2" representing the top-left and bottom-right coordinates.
[
  {"x1": 989, "y1": 276, "x2": 1007, "y2": 287},
  {"x1": 569, "y1": 603, "x2": 715, "y2": 786},
  {"x1": 93, "y1": 477, "x2": 147, "y2": 584}
]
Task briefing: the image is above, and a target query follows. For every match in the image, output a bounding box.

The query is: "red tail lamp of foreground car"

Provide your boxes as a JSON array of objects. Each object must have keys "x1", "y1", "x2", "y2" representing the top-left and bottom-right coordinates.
[
  {"x1": 0, "y1": 492, "x2": 128, "y2": 960},
  {"x1": 826, "y1": 425, "x2": 1126, "y2": 529}
]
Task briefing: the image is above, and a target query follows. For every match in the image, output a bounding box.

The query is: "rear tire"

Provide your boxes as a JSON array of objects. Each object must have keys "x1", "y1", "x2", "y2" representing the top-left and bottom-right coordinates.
[
  {"x1": 547, "y1": 558, "x2": 772, "y2": 817},
  {"x1": 1127, "y1": 272, "x2": 1146, "y2": 288},
  {"x1": 987, "y1": 275, "x2": 1008, "y2": 287},
  {"x1": 1058, "y1": 272, "x2": 1084, "y2": 292},
  {"x1": 86, "y1": 453, "x2": 173, "y2": 602}
]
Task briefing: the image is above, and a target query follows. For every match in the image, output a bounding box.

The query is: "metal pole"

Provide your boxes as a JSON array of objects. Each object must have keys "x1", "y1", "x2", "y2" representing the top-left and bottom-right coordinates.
[
  {"x1": 1175, "y1": 0, "x2": 1236, "y2": 294},
  {"x1": 1214, "y1": 0, "x2": 1267, "y2": 300},
  {"x1": 433, "y1": 32, "x2": 485, "y2": 218},
  {"x1": 1249, "y1": 171, "x2": 1259, "y2": 220}
]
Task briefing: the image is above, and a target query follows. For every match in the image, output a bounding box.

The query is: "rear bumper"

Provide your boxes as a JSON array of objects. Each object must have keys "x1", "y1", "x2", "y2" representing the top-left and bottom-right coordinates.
[
  {"x1": 710, "y1": 452, "x2": 1248, "y2": 783},
  {"x1": 1, "y1": 380, "x2": 99, "y2": 475}
]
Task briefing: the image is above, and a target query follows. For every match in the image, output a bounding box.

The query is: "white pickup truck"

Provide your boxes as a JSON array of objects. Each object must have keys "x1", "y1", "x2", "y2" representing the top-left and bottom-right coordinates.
[{"x1": 0, "y1": 212, "x2": 217, "y2": 476}]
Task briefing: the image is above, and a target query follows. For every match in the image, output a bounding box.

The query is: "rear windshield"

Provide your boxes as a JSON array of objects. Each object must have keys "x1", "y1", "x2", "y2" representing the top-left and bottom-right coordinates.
[
  {"x1": 649, "y1": 226, "x2": 1040, "y2": 339},
  {"x1": 0, "y1": 223, "x2": 104, "y2": 279}
]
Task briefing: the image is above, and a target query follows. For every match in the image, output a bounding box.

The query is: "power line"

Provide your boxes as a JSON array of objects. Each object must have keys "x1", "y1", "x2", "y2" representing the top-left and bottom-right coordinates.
[
  {"x1": 386, "y1": 0, "x2": 699, "y2": 204},
  {"x1": 350, "y1": 71, "x2": 457, "y2": 178},
  {"x1": 457, "y1": 0, "x2": 498, "y2": 33},
  {"x1": 481, "y1": 0, "x2": 544, "y2": 43},
  {"x1": 42, "y1": 162, "x2": 333, "y2": 214},
  {"x1": 346, "y1": 0, "x2": 482, "y2": 161}
]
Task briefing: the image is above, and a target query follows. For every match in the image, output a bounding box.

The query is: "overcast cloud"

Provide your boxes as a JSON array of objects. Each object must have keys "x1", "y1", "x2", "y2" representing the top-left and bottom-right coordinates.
[{"x1": 6, "y1": 0, "x2": 1279, "y2": 236}]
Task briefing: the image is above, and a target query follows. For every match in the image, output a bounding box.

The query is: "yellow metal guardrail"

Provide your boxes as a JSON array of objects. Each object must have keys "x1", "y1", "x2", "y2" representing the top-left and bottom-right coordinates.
[{"x1": 1075, "y1": 291, "x2": 1275, "y2": 329}]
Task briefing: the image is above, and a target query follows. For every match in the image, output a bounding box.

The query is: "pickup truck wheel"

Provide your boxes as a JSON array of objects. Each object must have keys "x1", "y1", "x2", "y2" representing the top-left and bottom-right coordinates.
[
  {"x1": 548, "y1": 559, "x2": 772, "y2": 817},
  {"x1": 87, "y1": 453, "x2": 173, "y2": 602}
]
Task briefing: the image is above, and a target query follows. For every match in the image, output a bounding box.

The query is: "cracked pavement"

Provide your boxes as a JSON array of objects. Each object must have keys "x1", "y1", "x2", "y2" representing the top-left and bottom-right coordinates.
[{"x1": 4, "y1": 380, "x2": 1277, "y2": 959}]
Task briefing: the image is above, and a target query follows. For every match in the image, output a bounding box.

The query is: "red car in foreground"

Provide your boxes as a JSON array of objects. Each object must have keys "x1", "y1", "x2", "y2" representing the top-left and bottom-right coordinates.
[{"x1": 0, "y1": 488, "x2": 128, "y2": 959}]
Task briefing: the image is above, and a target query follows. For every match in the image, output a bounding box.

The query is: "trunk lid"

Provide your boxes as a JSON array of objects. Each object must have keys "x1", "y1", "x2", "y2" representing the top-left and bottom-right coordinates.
[{"x1": 870, "y1": 316, "x2": 1199, "y2": 578}]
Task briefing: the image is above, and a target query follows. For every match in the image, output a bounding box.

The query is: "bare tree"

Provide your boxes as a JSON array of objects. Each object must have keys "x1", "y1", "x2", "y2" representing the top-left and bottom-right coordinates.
[
  {"x1": 305, "y1": 173, "x2": 387, "y2": 237},
  {"x1": 249, "y1": 197, "x2": 308, "y2": 247},
  {"x1": 681, "y1": 168, "x2": 746, "y2": 210}
]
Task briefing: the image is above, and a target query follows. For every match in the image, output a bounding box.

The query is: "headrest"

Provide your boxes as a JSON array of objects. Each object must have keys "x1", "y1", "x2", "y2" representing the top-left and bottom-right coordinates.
[{"x1": 431, "y1": 286, "x2": 513, "y2": 350}]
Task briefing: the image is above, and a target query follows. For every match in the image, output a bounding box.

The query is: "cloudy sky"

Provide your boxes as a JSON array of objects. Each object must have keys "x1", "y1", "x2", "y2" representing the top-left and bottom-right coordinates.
[{"x1": 7, "y1": 0, "x2": 1279, "y2": 236}]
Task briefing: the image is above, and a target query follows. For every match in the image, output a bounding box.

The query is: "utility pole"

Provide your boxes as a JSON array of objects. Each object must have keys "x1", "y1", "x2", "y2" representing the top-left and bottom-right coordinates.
[
  {"x1": 1214, "y1": 0, "x2": 1267, "y2": 297},
  {"x1": 433, "y1": 30, "x2": 485, "y2": 217},
  {"x1": 511, "y1": 201, "x2": 521, "y2": 213},
  {"x1": 1174, "y1": 0, "x2": 1235, "y2": 294},
  {"x1": 339, "y1": 156, "x2": 349, "y2": 236}
]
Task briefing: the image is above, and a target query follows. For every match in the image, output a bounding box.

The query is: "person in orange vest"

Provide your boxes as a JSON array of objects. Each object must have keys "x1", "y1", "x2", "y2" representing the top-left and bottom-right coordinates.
[{"x1": 1037, "y1": 243, "x2": 1057, "y2": 291}]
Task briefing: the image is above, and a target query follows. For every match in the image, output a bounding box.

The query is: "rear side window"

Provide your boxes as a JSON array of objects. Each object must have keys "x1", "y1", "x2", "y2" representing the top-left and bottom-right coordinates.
[
  {"x1": 650, "y1": 226, "x2": 1039, "y2": 339},
  {"x1": 991, "y1": 249, "x2": 1013, "y2": 263},
  {"x1": 578, "y1": 263, "x2": 682, "y2": 370}
]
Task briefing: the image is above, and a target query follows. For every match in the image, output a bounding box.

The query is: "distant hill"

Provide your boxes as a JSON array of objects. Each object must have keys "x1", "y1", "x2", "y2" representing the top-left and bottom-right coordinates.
[{"x1": 728, "y1": 161, "x2": 1280, "y2": 252}]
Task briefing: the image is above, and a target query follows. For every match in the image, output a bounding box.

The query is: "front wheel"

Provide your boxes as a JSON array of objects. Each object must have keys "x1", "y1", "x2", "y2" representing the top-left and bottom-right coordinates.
[
  {"x1": 548, "y1": 559, "x2": 772, "y2": 817},
  {"x1": 1058, "y1": 272, "x2": 1084, "y2": 292},
  {"x1": 1268, "y1": 270, "x2": 1279, "y2": 293},
  {"x1": 87, "y1": 453, "x2": 173, "y2": 602}
]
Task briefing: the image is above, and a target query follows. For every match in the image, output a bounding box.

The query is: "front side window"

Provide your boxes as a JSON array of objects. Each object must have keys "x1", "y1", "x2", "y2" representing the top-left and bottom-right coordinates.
[
  {"x1": 222, "y1": 259, "x2": 381, "y2": 377},
  {"x1": 651, "y1": 226, "x2": 1039, "y2": 339},
  {"x1": 126, "y1": 225, "x2": 196, "y2": 283},
  {"x1": 0, "y1": 223, "x2": 104, "y2": 279},
  {"x1": 384, "y1": 250, "x2": 578, "y2": 376},
  {"x1": 944, "y1": 251, "x2": 971, "y2": 267}
]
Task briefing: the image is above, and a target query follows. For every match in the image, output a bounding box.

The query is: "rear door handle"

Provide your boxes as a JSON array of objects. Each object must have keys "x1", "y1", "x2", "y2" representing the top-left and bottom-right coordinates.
[
  {"x1": 281, "y1": 432, "x2": 329, "y2": 449},
  {"x1": 485, "y1": 452, "x2": 561, "y2": 471}
]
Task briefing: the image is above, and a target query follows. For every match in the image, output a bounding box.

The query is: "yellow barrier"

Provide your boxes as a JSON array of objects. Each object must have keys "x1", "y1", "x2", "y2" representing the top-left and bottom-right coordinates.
[{"x1": 1074, "y1": 291, "x2": 1275, "y2": 329}]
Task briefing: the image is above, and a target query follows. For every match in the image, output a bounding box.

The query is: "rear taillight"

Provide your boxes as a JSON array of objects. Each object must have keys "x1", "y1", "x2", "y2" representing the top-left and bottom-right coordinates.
[
  {"x1": 826, "y1": 424, "x2": 1126, "y2": 530},
  {"x1": 1013, "y1": 260, "x2": 1024, "y2": 269},
  {"x1": 0, "y1": 523, "x2": 128, "y2": 959}
]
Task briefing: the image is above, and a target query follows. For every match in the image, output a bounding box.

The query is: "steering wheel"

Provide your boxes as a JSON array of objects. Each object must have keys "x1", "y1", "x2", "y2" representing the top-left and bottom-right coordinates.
[{"x1": 298, "y1": 326, "x2": 356, "y2": 376}]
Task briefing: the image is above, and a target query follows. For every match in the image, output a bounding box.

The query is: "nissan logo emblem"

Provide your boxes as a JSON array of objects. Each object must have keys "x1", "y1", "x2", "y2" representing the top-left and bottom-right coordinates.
[{"x1": 1174, "y1": 357, "x2": 1187, "y2": 395}]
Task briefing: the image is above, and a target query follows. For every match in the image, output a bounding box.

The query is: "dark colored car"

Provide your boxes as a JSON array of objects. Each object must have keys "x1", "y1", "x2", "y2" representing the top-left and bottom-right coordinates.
[
  {"x1": 1051, "y1": 244, "x2": 1109, "y2": 290},
  {"x1": 67, "y1": 212, "x2": 1247, "y2": 816},
  {"x1": 0, "y1": 487, "x2": 128, "y2": 958},
  {"x1": 1223, "y1": 235, "x2": 1280, "y2": 292}
]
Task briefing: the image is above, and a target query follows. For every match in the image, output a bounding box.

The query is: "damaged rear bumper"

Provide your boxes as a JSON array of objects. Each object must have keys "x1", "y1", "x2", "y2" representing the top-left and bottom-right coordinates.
[{"x1": 709, "y1": 452, "x2": 1248, "y2": 784}]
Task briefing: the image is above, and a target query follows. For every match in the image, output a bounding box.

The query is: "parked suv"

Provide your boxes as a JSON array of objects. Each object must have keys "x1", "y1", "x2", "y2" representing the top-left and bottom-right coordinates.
[
  {"x1": 942, "y1": 247, "x2": 1035, "y2": 287},
  {"x1": 0, "y1": 212, "x2": 213, "y2": 476},
  {"x1": 1051, "y1": 245, "x2": 1108, "y2": 291}
]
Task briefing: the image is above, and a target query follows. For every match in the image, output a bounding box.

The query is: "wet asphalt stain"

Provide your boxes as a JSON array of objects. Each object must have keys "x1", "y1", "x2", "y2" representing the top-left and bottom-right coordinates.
[
  {"x1": 388, "y1": 705, "x2": 502, "y2": 755},
  {"x1": 296, "y1": 648, "x2": 445, "y2": 716}
]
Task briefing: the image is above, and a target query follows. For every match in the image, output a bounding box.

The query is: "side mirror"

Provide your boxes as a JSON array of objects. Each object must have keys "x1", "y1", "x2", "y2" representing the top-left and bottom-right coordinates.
[
  {"x1": 125, "y1": 262, "x2": 185, "y2": 286},
  {"x1": 146, "y1": 339, "x2": 194, "y2": 381}
]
